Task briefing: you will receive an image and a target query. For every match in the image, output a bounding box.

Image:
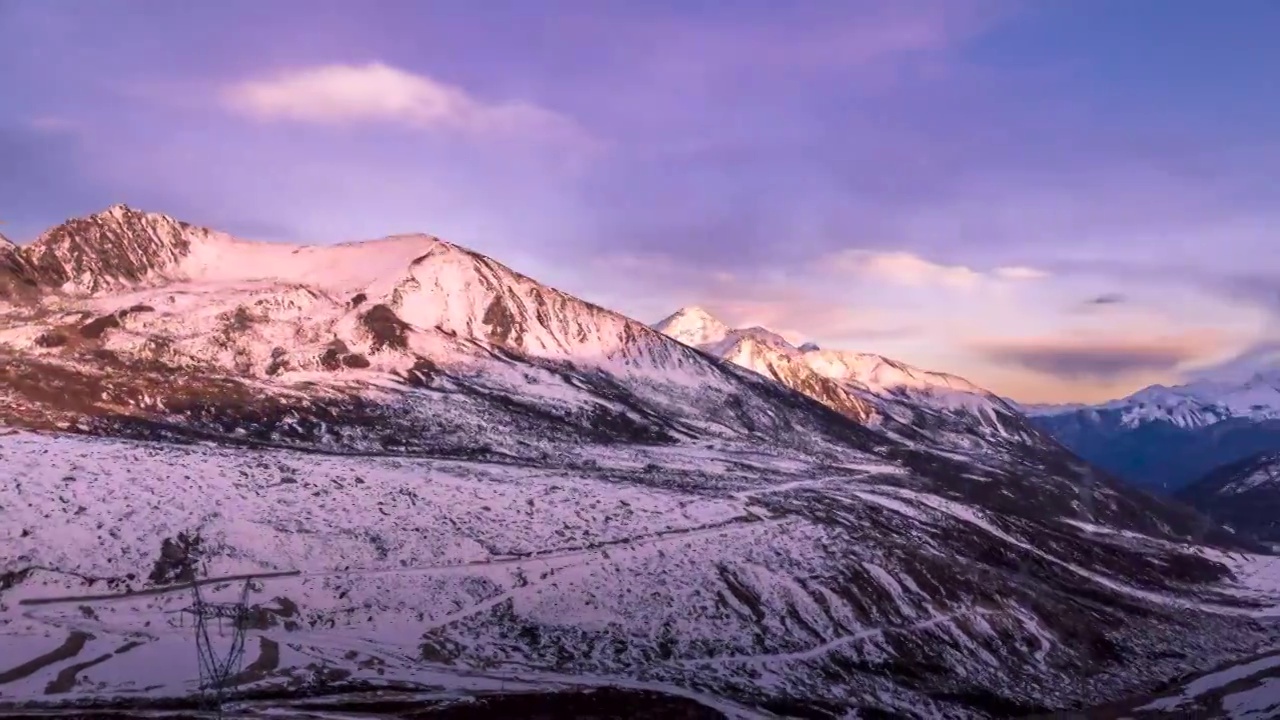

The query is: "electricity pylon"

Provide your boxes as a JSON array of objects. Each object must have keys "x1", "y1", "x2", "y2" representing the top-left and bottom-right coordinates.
[{"x1": 179, "y1": 569, "x2": 253, "y2": 718}]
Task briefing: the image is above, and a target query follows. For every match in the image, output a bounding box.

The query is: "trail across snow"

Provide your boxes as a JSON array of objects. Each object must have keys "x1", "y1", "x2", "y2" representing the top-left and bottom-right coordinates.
[
  {"x1": 682, "y1": 607, "x2": 1003, "y2": 668},
  {"x1": 18, "y1": 516, "x2": 795, "y2": 609}
]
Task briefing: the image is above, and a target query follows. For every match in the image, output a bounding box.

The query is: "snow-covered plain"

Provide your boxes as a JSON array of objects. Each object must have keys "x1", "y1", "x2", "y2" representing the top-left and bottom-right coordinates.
[{"x1": 4, "y1": 430, "x2": 1280, "y2": 718}]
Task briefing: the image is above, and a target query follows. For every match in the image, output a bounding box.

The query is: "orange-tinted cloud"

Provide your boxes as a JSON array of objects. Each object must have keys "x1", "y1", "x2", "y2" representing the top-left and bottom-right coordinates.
[{"x1": 972, "y1": 330, "x2": 1223, "y2": 381}]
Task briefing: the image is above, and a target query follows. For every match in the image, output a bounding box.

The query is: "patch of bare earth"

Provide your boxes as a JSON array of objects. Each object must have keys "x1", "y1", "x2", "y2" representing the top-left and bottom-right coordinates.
[{"x1": 0, "y1": 631, "x2": 93, "y2": 686}]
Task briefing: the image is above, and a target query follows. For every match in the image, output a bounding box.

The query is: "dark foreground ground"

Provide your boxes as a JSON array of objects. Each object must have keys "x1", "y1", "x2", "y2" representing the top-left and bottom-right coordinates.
[{"x1": 0, "y1": 688, "x2": 729, "y2": 720}]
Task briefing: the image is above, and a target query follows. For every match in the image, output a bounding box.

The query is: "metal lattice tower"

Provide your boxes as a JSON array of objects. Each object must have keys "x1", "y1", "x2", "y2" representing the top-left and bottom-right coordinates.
[{"x1": 179, "y1": 570, "x2": 253, "y2": 718}]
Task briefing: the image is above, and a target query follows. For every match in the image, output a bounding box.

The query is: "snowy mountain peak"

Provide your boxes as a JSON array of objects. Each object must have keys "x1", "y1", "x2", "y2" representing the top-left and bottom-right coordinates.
[
  {"x1": 102, "y1": 202, "x2": 138, "y2": 218},
  {"x1": 376, "y1": 236, "x2": 712, "y2": 369},
  {"x1": 1243, "y1": 370, "x2": 1280, "y2": 392},
  {"x1": 2, "y1": 209, "x2": 770, "y2": 405},
  {"x1": 652, "y1": 305, "x2": 731, "y2": 347},
  {"x1": 1025, "y1": 367, "x2": 1280, "y2": 491}
]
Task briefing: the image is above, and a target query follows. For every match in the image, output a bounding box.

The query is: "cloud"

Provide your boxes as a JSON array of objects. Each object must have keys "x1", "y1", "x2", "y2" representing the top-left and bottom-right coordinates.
[
  {"x1": 974, "y1": 331, "x2": 1220, "y2": 381},
  {"x1": 572, "y1": 251, "x2": 919, "y2": 346},
  {"x1": 700, "y1": 297, "x2": 920, "y2": 347},
  {"x1": 826, "y1": 250, "x2": 1047, "y2": 290},
  {"x1": 1185, "y1": 339, "x2": 1280, "y2": 382},
  {"x1": 1086, "y1": 292, "x2": 1127, "y2": 305},
  {"x1": 621, "y1": 0, "x2": 1010, "y2": 94},
  {"x1": 26, "y1": 116, "x2": 77, "y2": 132},
  {"x1": 993, "y1": 266, "x2": 1049, "y2": 281},
  {"x1": 1214, "y1": 272, "x2": 1280, "y2": 319},
  {"x1": 222, "y1": 63, "x2": 588, "y2": 144}
]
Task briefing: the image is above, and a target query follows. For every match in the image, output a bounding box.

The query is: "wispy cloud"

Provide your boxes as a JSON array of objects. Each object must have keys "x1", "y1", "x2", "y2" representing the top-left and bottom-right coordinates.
[
  {"x1": 826, "y1": 249, "x2": 1048, "y2": 290},
  {"x1": 26, "y1": 116, "x2": 77, "y2": 132},
  {"x1": 993, "y1": 266, "x2": 1049, "y2": 281},
  {"x1": 622, "y1": 0, "x2": 1009, "y2": 93},
  {"x1": 222, "y1": 63, "x2": 590, "y2": 145},
  {"x1": 1085, "y1": 292, "x2": 1126, "y2": 306},
  {"x1": 973, "y1": 330, "x2": 1222, "y2": 381},
  {"x1": 1186, "y1": 339, "x2": 1280, "y2": 382},
  {"x1": 575, "y1": 251, "x2": 918, "y2": 346}
]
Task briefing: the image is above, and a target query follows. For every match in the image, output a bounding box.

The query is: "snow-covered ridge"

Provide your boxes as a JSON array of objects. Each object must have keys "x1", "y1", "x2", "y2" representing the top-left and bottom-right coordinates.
[
  {"x1": 654, "y1": 306, "x2": 1022, "y2": 435},
  {"x1": 22, "y1": 204, "x2": 211, "y2": 293},
  {"x1": 1025, "y1": 371, "x2": 1280, "y2": 429},
  {"x1": 1176, "y1": 452, "x2": 1280, "y2": 544},
  {"x1": 655, "y1": 307, "x2": 874, "y2": 422},
  {"x1": 1182, "y1": 451, "x2": 1280, "y2": 499},
  {"x1": 2, "y1": 206, "x2": 736, "y2": 383},
  {"x1": 803, "y1": 348, "x2": 995, "y2": 409}
]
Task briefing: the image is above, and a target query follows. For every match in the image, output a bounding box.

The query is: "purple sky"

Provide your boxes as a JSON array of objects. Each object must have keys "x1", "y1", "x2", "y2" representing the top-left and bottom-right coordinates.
[{"x1": 3, "y1": 0, "x2": 1279, "y2": 402}]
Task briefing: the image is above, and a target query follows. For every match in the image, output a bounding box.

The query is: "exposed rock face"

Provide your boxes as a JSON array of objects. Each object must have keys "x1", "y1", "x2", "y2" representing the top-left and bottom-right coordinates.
[
  {"x1": 0, "y1": 205, "x2": 212, "y2": 300},
  {"x1": 21, "y1": 204, "x2": 204, "y2": 293},
  {"x1": 0, "y1": 233, "x2": 39, "y2": 302}
]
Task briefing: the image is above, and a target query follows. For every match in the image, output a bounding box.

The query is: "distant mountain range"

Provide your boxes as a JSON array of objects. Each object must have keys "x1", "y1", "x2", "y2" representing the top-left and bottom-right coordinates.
[{"x1": 1023, "y1": 373, "x2": 1280, "y2": 492}]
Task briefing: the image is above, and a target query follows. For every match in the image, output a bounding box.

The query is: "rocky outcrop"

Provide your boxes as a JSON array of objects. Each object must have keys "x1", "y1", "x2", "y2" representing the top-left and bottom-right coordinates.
[
  {"x1": 21, "y1": 205, "x2": 204, "y2": 294},
  {"x1": 0, "y1": 234, "x2": 39, "y2": 302}
]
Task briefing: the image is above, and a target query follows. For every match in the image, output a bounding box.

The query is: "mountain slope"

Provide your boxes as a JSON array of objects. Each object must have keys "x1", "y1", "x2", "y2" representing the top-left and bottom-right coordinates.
[
  {"x1": 1178, "y1": 452, "x2": 1280, "y2": 542},
  {"x1": 1027, "y1": 373, "x2": 1280, "y2": 491}
]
